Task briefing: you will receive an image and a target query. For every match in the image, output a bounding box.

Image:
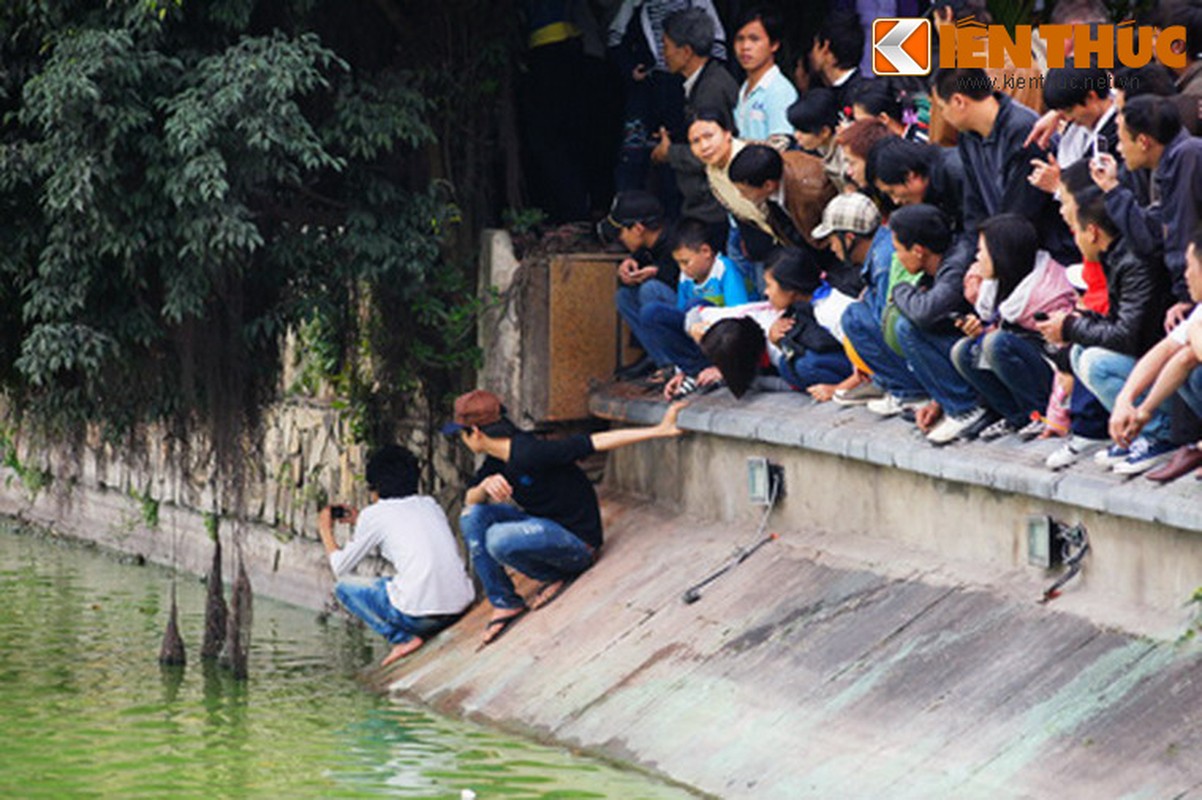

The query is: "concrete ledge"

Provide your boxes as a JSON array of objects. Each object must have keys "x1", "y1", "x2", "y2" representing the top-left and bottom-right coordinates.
[
  {"x1": 592, "y1": 388, "x2": 1201, "y2": 533},
  {"x1": 591, "y1": 386, "x2": 1202, "y2": 634}
]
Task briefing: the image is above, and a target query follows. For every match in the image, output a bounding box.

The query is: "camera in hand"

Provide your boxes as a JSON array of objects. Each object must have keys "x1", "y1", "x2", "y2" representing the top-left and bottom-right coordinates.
[{"x1": 331, "y1": 505, "x2": 349, "y2": 519}]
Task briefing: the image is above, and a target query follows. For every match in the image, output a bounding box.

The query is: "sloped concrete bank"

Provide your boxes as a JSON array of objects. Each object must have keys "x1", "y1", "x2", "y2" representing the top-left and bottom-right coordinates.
[{"x1": 375, "y1": 493, "x2": 1202, "y2": 800}]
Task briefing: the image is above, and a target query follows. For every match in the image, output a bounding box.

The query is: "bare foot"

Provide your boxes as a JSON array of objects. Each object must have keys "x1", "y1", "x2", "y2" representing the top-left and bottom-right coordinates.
[
  {"x1": 380, "y1": 637, "x2": 424, "y2": 667},
  {"x1": 530, "y1": 580, "x2": 566, "y2": 610}
]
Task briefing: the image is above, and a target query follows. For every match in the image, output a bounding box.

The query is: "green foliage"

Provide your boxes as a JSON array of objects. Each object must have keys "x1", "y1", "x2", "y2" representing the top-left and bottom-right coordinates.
[
  {"x1": 0, "y1": 428, "x2": 51, "y2": 497},
  {"x1": 131, "y1": 486, "x2": 161, "y2": 529},
  {"x1": 0, "y1": 0, "x2": 506, "y2": 480},
  {"x1": 204, "y1": 511, "x2": 219, "y2": 542},
  {"x1": 501, "y1": 207, "x2": 548, "y2": 236}
]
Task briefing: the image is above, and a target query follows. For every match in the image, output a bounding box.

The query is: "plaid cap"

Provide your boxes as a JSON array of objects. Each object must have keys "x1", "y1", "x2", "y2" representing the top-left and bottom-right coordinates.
[
  {"x1": 810, "y1": 192, "x2": 881, "y2": 239},
  {"x1": 597, "y1": 190, "x2": 665, "y2": 244},
  {"x1": 440, "y1": 389, "x2": 504, "y2": 435}
]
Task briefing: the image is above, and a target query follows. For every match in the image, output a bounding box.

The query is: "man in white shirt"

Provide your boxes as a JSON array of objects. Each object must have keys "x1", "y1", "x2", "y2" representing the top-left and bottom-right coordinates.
[
  {"x1": 1109, "y1": 233, "x2": 1202, "y2": 481},
  {"x1": 732, "y1": 7, "x2": 797, "y2": 143},
  {"x1": 319, "y1": 445, "x2": 475, "y2": 667}
]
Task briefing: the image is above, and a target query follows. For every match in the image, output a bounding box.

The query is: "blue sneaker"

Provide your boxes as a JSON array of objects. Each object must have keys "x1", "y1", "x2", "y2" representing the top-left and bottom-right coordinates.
[
  {"x1": 1093, "y1": 442, "x2": 1129, "y2": 467},
  {"x1": 1112, "y1": 437, "x2": 1175, "y2": 475}
]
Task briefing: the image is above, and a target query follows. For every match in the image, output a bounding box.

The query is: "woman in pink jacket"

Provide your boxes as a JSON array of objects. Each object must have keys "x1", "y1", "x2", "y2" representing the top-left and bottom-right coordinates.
[{"x1": 950, "y1": 213, "x2": 1077, "y2": 440}]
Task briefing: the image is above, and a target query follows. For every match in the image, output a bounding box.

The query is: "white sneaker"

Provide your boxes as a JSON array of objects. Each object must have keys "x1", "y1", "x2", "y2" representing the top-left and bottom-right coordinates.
[
  {"x1": 927, "y1": 406, "x2": 987, "y2": 445},
  {"x1": 866, "y1": 394, "x2": 928, "y2": 417},
  {"x1": 833, "y1": 382, "x2": 886, "y2": 406},
  {"x1": 1045, "y1": 435, "x2": 1106, "y2": 470}
]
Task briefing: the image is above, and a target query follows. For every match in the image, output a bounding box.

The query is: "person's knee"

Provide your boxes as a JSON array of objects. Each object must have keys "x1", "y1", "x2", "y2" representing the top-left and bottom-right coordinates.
[
  {"x1": 483, "y1": 521, "x2": 530, "y2": 562},
  {"x1": 841, "y1": 302, "x2": 870, "y2": 338},
  {"x1": 459, "y1": 504, "x2": 495, "y2": 545},
  {"x1": 893, "y1": 315, "x2": 918, "y2": 350},
  {"x1": 637, "y1": 280, "x2": 670, "y2": 305},
  {"x1": 333, "y1": 581, "x2": 353, "y2": 606},
  {"x1": 950, "y1": 336, "x2": 974, "y2": 375}
]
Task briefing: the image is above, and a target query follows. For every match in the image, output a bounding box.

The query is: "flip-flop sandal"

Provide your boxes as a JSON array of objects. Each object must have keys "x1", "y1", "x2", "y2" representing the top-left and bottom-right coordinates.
[{"x1": 475, "y1": 608, "x2": 528, "y2": 651}]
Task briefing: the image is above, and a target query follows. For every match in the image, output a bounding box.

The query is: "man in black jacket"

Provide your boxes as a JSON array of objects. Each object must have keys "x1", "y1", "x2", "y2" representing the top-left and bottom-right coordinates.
[
  {"x1": 869, "y1": 137, "x2": 965, "y2": 231},
  {"x1": 1091, "y1": 96, "x2": 1202, "y2": 329},
  {"x1": 1036, "y1": 188, "x2": 1174, "y2": 474},
  {"x1": 601, "y1": 191, "x2": 679, "y2": 379},
  {"x1": 886, "y1": 204, "x2": 985, "y2": 445},
  {"x1": 931, "y1": 68, "x2": 1076, "y2": 267},
  {"x1": 652, "y1": 8, "x2": 738, "y2": 235}
]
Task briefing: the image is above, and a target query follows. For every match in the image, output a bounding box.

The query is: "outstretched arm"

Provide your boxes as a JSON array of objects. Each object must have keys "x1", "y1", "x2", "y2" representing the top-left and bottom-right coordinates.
[{"x1": 590, "y1": 401, "x2": 687, "y2": 452}]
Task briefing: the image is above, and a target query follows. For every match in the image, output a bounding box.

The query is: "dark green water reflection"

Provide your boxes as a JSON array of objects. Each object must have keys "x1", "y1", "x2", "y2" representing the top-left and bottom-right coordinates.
[{"x1": 0, "y1": 525, "x2": 693, "y2": 799}]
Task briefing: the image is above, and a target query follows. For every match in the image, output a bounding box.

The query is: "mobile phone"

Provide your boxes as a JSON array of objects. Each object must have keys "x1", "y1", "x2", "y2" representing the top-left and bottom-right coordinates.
[
  {"x1": 1034, "y1": 311, "x2": 1049, "y2": 322},
  {"x1": 331, "y1": 505, "x2": 348, "y2": 519}
]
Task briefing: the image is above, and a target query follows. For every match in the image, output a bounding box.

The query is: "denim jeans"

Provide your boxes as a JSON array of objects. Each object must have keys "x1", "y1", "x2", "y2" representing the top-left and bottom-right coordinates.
[
  {"x1": 1178, "y1": 366, "x2": 1202, "y2": 418},
  {"x1": 334, "y1": 577, "x2": 462, "y2": 645},
  {"x1": 616, "y1": 279, "x2": 678, "y2": 367},
  {"x1": 951, "y1": 331, "x2": 1053, "y2": 427},
  {"x1": 725, "y1": 219, "x2": 763, "y2": 296},
  {"x1": 1071, "y1": 344, "x2": 1172, "y2": 444},
  {"x1": 894, "y1": 316, "x2": 978, "y2": 416},
  {"x1": 640, "y1": 301, "x2": 710, "y2": 376},
  {"x1": 778, "y1": 349, "x2": 853, "y2": 391},
  {"x1": 841, "y1": 300, "x2": 926, "y2": 399},
  {"x1": 459, "y1": 503, "x2": 595, "y2": 610}
]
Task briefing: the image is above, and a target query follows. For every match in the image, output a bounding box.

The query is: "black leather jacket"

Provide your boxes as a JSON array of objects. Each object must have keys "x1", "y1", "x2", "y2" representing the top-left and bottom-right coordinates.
[{"x1": 1062, "y1": 235, "x2": 1170, "y2": 357}]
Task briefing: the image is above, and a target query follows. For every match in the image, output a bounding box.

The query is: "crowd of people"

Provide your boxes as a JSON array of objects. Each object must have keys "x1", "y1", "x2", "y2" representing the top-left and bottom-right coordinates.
[
  {"x1": 600, "y1": 0, "x2": 1202, "y2": 476},
  {"x1": 317, "y1": 0, "x2": 1202, "y2": 663}
]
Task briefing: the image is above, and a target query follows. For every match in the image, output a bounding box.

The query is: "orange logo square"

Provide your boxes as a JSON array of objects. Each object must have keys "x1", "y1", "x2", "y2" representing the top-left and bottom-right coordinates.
[{"x1": 872, "y1": 18, "x2": 931, "y2": 76}]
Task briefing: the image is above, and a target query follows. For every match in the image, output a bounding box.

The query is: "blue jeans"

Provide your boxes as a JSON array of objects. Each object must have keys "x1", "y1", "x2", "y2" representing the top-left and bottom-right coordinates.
[
  {"x1": 778, "y1": 350, "x2": 852, "y2": 390},
  {"x1": 640, "y1": 301, "x2": 710, "y2": 376},
  {"x1": 951, "y1": 331, "x2": 1053, "y2": 427},
  {"x1": 1071, "y1": 344, "x2": 1172, "y2": 444},
  {"x1": 894, "y1": 317, "x2": 978, "y2": 415},
  {"x1": 616, "y1": 279, "x2": 678, "y2": 367},
  {"x1": 459, "y1": 504, "x2": 595, "y2": 610},
  {"x1": 334, "y1": 577, "x2": 462, "y2": 645},
  {"x1": 1178, "y1": 366, "x2": 1202, "y2": 418},
  {"x1": 842, "y1": 300, "x2": 926, "y2": 399},
  {"x1": 726, "y1": 219, "x2": 763, "y2": 296}
]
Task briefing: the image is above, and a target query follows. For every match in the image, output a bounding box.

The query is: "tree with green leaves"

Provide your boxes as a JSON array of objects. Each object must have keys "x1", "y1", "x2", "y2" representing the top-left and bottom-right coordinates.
[{"x1": 0, "y1": 0, "x2": 517, "y2": 489}]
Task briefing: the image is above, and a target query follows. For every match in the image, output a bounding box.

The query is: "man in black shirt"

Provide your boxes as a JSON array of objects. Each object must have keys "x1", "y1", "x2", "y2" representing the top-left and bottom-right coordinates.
[{"x1": 444, "y1": 390, "x2": 685, "y2": 647}]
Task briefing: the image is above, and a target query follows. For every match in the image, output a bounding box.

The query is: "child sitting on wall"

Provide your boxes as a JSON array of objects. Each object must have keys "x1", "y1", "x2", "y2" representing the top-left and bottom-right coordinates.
[{"x1": 645, "y1": 217, "x2": 750, "y2": 399}]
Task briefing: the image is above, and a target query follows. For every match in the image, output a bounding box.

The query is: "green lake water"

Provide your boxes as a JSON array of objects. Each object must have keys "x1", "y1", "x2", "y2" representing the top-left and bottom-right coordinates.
[{"x1": 0, "y1": 525, "x2": 695, "y2": 799}]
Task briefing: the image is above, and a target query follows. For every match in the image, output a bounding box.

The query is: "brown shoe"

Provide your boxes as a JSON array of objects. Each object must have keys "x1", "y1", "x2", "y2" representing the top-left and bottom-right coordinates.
[{"x1": 1146, "y1": 444, "x2": 1202, "y2": 483}]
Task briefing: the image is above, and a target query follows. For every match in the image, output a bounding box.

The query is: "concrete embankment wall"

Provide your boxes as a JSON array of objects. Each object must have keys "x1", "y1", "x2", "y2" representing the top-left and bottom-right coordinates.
[{"x1": 369, "y1": 387, "x2": 1202, "y2": 799}]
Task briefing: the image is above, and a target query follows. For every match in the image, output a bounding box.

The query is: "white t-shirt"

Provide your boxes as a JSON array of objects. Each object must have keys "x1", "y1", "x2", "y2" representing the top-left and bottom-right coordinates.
[
  {"x1": 328, "y1": 495, "x2": 475, "y2": 616},
  {"x1": 1169, "y1": 304, "x2": 1202, "y2": 346}
]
